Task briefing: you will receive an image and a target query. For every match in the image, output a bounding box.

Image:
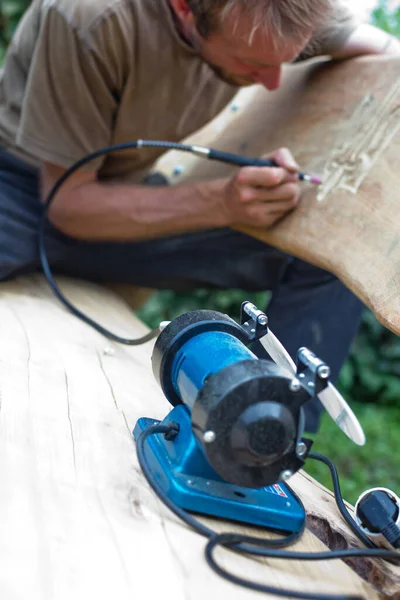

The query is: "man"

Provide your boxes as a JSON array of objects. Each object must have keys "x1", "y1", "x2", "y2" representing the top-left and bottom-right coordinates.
[{"x1": 0, "y1": 0, "x2": 398, "y2": 430}]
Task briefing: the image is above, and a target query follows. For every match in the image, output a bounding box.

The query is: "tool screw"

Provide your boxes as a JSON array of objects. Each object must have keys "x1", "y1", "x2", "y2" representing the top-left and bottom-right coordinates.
[
  {"x1": 317, "y1": 365, "x2": 331, "y2": 379},
  {"x1": 203, "y1": 430, "x2": 216, "y2": 444},
  {"x1": 296, "y1": 442, "x2": 307, "y2": 458},
  {"x1": 280, "y1": 470, "x2": 293, "y2": 482},
  {"x1": 257, "y1": 315, "x2": 268, "y2": 326},
  {"x1": 289, "y1": 378, "x2": 301, "y2": 392}
]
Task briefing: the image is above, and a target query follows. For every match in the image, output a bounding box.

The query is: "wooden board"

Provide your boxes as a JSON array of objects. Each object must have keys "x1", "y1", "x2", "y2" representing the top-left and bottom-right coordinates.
[
  {"x1": 0, "y1": 274, "x2": 399, "y2": 600},
  {"x1": 153, "y1": 55, "x2": 400, "y2": 335}
]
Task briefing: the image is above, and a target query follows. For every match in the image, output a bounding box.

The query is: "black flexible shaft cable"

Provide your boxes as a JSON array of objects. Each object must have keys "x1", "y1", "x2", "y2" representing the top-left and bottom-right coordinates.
[
  {"x1": 39, "y1": 139, "x2": 286, "y2": 345},
  {"x1": 39, "y1": 139, "x2": 321, "y2": 344},
  {"x1": 39, "y1": 141, "x2": 201, "y2": 345},
  {"x1": 39, "y1": 139, "x2": 319, "y2": 344}
]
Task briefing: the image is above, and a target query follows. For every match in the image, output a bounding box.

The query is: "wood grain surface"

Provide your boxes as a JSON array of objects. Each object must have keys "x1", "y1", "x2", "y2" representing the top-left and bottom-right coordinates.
[
  {"x1": 0, "y1": 275, "x2": 398, "y2": 600},
  {"x1": 154, "y1": 55, "x2": 400, "y2": 335}
]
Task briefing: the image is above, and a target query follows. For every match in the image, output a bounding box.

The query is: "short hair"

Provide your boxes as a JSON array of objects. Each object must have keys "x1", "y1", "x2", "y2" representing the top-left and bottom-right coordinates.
[{"x1": 186, "y1": 0, "x2": 335, "y2": 42}]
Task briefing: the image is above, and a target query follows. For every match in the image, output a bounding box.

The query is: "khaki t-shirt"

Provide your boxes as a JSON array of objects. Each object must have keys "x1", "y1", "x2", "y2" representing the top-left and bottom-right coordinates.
[{"x1": 0, "y1": 0, "x2": 358, "y2": 182}]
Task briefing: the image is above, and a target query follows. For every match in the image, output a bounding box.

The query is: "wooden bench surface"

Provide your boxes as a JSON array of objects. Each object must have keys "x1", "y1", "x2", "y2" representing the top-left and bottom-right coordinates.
[{"x1": 0, "y1": 275, "x2": 398, "y2": 599}]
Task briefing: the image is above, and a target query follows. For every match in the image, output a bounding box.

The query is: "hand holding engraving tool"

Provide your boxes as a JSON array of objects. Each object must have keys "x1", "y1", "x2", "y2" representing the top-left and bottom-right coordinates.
[{"x1": 188, "y1": 145, "x2": 323, "y2": 184}]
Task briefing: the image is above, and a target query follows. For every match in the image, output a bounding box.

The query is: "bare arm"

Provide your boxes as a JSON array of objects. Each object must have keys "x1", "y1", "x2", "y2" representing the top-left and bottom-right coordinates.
[
  {"x1": 330, "y1": 24, "x2": 400, "y2": 59},
  {"x1": 41, "y1": 148, "x2": 301, "y2": 241},
  {"x1": 41, "y1": 162, "x2": 229, "y2": 240}
]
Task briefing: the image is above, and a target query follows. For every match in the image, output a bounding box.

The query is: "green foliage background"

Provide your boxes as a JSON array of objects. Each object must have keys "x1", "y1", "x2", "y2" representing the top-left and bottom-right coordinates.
[{"x1": 1, "y1": 0, "x2": 400, "y2": 504}]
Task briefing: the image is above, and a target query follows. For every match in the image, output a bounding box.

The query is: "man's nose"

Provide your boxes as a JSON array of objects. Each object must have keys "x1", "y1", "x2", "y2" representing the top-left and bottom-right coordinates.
[{"x1": 254, "y1": 67, "x2": 282, "y2": 90}]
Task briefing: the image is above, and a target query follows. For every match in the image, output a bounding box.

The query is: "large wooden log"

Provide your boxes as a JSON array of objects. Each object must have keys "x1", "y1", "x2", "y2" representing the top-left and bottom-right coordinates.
[
  {"x1": 0, "y1": 275, "x2": 398, "y2": 599},
  {"x1": 153, "y1": 55, "x2": 400, "y2": 335}
]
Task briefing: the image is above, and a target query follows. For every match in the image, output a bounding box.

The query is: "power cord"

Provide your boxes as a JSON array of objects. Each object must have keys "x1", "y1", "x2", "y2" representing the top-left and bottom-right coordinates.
[
  {"x1": 355, "y1": 487, "x2": 400, "y2": 549},
  {"x1": 307, "y1": 452, "x2": 374, "y2": 549},
  {"x1": 136, "y1": 423, "x2": 400, "y2": 600}
]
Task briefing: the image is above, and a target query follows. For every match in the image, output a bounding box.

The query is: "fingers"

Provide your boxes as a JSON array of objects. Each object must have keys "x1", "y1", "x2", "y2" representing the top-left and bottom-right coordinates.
[
  {"x1": 237, "y1": 166, "x2": 298, "y2": 186},
  {"x1": 222, "y1": 148, "x2": 301, "y2": 228},
  {"x1": 237, "y1": 166, "x2": 288, "y2": 187},
  {"x1": 237, "y1": 147, "x2": 299, "y2": 187},
  {"x1": 265, "y1": 147, "x2": 299, "y2": 172},
  {"x1": 243, "y1": 199, "x2": 297, "y2": 227},
  {"x1": 247, "y1": 199, "x2": 297, "y2": 218},
  {"x1": 239, "y1": 182, "x2": 300, "y2": 204}
]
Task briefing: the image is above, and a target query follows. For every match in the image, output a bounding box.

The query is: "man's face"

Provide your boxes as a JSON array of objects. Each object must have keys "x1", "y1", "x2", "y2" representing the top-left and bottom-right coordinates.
[{"x1": 187, "y1": 10, "x2": 312, "y2": 88}]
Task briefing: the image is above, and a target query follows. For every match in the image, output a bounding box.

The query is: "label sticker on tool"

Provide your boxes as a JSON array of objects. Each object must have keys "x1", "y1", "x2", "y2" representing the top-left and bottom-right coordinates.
[{"x1": 265, "y1": 484, "x2": 288, "y2": 498}]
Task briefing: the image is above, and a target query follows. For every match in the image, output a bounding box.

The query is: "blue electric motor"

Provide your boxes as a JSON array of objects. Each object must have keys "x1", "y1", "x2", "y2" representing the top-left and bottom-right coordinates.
[{"x1": 151, "y1": 307, "x2": 312, "y2": 489}]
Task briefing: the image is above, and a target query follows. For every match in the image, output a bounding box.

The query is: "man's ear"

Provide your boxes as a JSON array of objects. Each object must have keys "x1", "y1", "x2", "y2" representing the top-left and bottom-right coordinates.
[{"x1": 169, "y1": 0, "x2": 195, "y2": 28}]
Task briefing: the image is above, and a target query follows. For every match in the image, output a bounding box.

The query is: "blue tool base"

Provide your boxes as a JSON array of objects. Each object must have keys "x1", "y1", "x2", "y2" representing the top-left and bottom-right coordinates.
[{"x1": 133, "y1": 407, "x2": 305, "y2": 533}]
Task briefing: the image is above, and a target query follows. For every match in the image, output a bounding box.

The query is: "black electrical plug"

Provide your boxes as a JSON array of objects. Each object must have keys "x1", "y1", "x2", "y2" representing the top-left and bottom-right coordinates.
[{"x1": 355, "y1": 487, "x2": 400, "y2": 549}]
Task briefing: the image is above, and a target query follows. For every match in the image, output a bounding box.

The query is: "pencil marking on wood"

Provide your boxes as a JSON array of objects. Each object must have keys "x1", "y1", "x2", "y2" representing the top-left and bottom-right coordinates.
[
  {"x1": 97, "y1": 351, "x2": 120, "y2": 411},
  {"x1": 64, "y1": 370, "x2": 76, "y2": 471},
  {"x1": 8, "y1": 304, "x2": 31, "y2": 396},
  {"x1": 97, "y1": 351, "x2": 132, "y2": 437},
  {"x1": 317, "y1": 80, "x2": 400, "y2": 202},
  {"x1": 121, "y1": 410, "x2": 132, "y2": 437}
]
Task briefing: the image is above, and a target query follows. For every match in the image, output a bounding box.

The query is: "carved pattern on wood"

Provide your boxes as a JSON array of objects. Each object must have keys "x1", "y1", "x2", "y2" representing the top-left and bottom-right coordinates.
[{"x1": 317, "y1": 80, "x2": 400, "y2": 202}]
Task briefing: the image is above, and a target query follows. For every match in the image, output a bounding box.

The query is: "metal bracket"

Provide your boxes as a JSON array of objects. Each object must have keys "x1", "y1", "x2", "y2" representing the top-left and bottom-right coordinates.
[
  {"x1": 240, "y1": 301, "x2": 269, "y2": 342},
  {"x1": 295, "y1": 347, "x2": 331, "y2": 396}
]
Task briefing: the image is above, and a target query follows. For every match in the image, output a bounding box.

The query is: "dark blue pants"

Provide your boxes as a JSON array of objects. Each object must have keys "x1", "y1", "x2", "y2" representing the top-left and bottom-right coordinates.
[{"x1": 0, "y1": 147, "x2": 364, "y2": 431}]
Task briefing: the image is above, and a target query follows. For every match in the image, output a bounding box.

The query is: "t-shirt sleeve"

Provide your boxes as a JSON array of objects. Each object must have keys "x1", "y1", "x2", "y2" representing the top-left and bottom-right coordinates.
[
  {"x1": 294, "y1": 3, "x2": 362, "y2": 62},
  {"x1": 16, "y1": 6, "x2": 124, "y2": 170}
]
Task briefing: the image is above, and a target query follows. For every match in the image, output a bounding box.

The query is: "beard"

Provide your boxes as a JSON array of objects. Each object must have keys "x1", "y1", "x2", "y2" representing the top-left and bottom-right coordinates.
[
  {"x1": 186, "y1": 27, "x2": 255, "y2": 87},
  {"x1": 204, "y1": 61, "x2": 256, "y2": 87}
]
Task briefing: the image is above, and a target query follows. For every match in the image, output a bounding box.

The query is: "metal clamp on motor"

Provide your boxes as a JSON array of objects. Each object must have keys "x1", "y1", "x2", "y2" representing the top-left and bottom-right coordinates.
[
  {"x1": 240, "y1": 301, "x2": 269, "y2": 341},
  {"x1": 295, "y1": 347, "x2": 331, "y2": 396}
]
